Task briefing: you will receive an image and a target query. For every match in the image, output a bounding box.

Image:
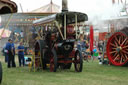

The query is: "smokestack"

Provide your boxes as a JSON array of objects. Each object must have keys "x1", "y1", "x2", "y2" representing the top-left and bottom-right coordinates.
[{"x1": 62, "y1": 0, "x2": 68, "y2": 12}]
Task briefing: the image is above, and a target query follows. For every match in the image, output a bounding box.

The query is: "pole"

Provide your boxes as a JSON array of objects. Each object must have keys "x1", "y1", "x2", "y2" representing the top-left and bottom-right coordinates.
[
  {"x1": 55, "y1": 21, "x2": 64, "y2": 40},
  {"x1": 19, "y1": 3, "x2": 24, "y2": 12},
  {"x1": 51, "y1": 0, "x2": 53, "y2": 13},
  {"x1": 75, "y1": 14, "x2": 78, "y2": 39},
  {"x1": 64, "y1": 14, "x2": 66, "y2": 40}
]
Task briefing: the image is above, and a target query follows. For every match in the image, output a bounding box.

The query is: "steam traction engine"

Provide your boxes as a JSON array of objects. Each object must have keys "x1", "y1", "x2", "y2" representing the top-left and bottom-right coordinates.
[
  {"x1": 33, "y1": 12, "x2": 88, "y2": 72},
  {"x1": 105, "y1": 16, "x2": 128, "y2": 66}
]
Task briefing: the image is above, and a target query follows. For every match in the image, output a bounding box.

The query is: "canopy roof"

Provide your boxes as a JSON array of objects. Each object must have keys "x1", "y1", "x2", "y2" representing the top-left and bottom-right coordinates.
[
  {"x1": 1, "y1": 13, "x2": 54, "y2": 26},
  {"x1": 33, "y1": 11, "x2": 88, "y2": 25}
]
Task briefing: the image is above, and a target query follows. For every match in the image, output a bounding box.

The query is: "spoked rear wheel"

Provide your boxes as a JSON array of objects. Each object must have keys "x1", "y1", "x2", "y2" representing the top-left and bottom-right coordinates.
[
  {"x1": 50, "y1": 49, "x2": 57, "y2": 72},
  {"x1": 35, "y1": 40, "x2": 47, "y2": 69},
  {"x1": 35, "y1": 42, "x2": 42, "y2": 68},
  {"x1": 74, "y1": 50, "x2": 83, "y2": 72}
]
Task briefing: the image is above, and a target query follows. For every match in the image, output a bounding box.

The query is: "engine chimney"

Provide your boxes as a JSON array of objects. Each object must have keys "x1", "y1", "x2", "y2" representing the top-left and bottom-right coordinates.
[{"x1": 62, "y1": 0, "x2": 68, "y2": 12}]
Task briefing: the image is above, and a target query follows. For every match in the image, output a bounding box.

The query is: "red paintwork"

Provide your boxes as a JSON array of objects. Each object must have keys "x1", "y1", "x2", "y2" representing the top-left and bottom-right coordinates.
[
  {"x1": 58, "y1": 60, "x2": 73, "y2": 64},
  {"x1": 51, "y1": 34, "x2": 56, "y2": 40},
  {"x1": 57, "y1": 50, "x2": 75, "y2": 58},
  {"x1": 99, "y1": 32, "x2": 108, "y2": 41},
  {"x1": 90, "y1": 25, "x2": 94, "y2": 52},
  {"x1": 67, "y1": 25, "x2": 75, "y2": 34}
]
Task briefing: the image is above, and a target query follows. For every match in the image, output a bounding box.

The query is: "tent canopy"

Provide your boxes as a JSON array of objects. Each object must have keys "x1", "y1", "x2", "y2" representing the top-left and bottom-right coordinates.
[{"x1": 31, "y1": 1, "x2": 60, "y2": 13}]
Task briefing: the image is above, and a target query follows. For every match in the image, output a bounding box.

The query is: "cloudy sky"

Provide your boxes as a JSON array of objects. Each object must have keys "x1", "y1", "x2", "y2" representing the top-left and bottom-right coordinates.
[{"x1": 12, "y1": 0, "x2": 124, "y2": 20}]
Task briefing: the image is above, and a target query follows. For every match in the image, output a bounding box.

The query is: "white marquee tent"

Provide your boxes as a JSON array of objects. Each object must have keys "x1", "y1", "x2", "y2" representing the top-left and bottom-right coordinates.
[{"x1": 31, "y1": 1, "x2": 60, "y2": 13}]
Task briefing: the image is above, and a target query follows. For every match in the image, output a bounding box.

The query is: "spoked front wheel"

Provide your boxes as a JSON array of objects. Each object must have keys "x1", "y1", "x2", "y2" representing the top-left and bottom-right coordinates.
[{"x1": 74, "y1": 50, "x2": 83, "y2": 72}]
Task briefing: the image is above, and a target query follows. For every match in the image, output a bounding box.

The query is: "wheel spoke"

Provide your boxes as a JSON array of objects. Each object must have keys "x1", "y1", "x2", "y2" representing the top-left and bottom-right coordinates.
[
  {"x1": 125, "y1": 49, "x2": 128, "y2": 51},
  {"x1": 110, "y1": 43, "x2": 117, "y2": 47},
  {"x1": 119, "y1": 36, "x2": 121, "y2": 45},
  {"x1": 113, "y1": 52, "x2": 118, "y2": 57},
  {"x1": 124, "y1": 54, "x2": 128, "y2": 60},
  {"x1": 120, "y1": 52, "x2": 126, "y2": 60},
  {"x1": 110, "y1": 51, "x2": 117, "y2": 54},
  {"x1": 114, "y1": 41, "x2": 118, "y2": 47},
  {"x1": 113, "y1": 54, "x2": 119, "y2": 61},
  {"x1": 124, "y1": 40, "x2": 128, "y2": 45},
  {"x1": 112, "y1": 48, "x2": 117, "y2": 50},
  {"x1": 122, "y1": 46, "x2": 128, "y2": 49},
  {"x1": 122, "y1": 50, "x2": 128, "y2": 54},
  {"x1": 121, "y1": 38, "x2": 127, "y2": 46},
  {"x1": 115, "y1": 36, "x2": 119, "y2": 45},
  {"x1": 120, "y1": 57, "x2": 122, "y2": 64},
  {"x1": 77, "y1": 64, "x2": 80, "y2": 69},
  {"x1": 120, "y1": 36, "x2": 123, "y2": 44},
  {"x1": 77, "y1": 55, "x2": 80, "y2": 60}
]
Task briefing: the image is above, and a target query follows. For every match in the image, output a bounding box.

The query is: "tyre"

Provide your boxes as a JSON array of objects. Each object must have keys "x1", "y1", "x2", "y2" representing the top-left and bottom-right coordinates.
[
  {"x1": 74, "y1": 50, "x2": 83, "y2": 72},
  {"x1": 0, "y1": 62, "x2": 2, "y2": 84}
]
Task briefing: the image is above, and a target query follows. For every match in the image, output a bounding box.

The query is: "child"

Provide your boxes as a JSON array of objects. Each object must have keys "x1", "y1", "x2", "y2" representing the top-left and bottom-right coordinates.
[
  {"x1": 98, "y1": 52, "x2": 102, "y2": 64},
  {"x1": 91, "y1": 48, "x2": 97, "y2": 61}
]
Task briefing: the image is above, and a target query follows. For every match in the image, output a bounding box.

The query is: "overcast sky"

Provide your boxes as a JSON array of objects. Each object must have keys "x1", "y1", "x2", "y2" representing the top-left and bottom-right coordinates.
[{"x1": 12, "y1": 0, "x2": 124, "y2": 20}]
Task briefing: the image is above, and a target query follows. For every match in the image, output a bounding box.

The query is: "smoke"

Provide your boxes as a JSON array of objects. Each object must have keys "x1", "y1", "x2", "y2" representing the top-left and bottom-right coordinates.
[
  {"x1": 87, "y1": 0, "x2": 123, "y2": 25},
  {"x1": 83, "y1": 0, "x2": 126, "y2": 33}
]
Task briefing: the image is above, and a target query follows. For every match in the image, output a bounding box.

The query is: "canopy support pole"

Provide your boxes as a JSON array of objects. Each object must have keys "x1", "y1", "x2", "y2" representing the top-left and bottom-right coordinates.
[
  {"x1": 75, "y1": 14, "x2": 78, "y2": 39},
  {"x1": 55, "y1": 21, "x2": 64, "y2": 40},
  {"x1": 64, "y1": 14, "x2": 66, "y2": 40}
]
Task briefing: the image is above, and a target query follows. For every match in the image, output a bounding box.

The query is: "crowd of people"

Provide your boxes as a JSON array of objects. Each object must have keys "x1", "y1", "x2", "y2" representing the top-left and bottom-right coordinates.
[
  {"x1": 2, "y1": 39, "x2": 25, "y2": 68},
  {"x1": 76, "y1": 34, "x2": 104, "y2": 64}
]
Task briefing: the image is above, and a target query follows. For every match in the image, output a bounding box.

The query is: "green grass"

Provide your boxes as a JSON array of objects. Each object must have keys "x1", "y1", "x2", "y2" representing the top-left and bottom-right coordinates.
[{"x1": 0, "y1": 53, "x2": 128, "y2": 85}]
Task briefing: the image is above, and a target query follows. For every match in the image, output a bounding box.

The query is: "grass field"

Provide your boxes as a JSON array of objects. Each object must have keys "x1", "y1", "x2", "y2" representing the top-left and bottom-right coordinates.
[{"x1": 0, "y1": 53, "x2": 128, "y2": 85}]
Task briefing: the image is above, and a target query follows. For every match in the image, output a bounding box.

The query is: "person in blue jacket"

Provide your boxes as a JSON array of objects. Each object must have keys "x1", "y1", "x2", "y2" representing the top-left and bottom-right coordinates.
[
  {"x1": 17, "y1": 42, "x2": 25, "y2": 67},
  {"x1": 5, "y1": 39, "x2": 15, "y2": 68}
]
